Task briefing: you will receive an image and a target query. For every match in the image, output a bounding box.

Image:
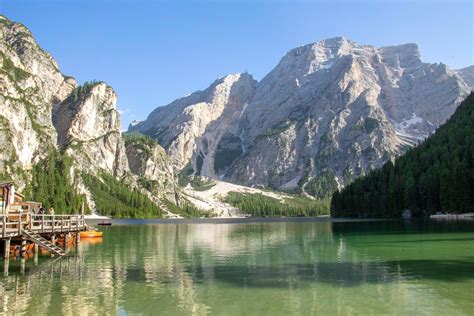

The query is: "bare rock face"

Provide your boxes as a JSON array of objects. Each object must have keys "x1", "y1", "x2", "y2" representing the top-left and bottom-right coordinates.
[
  {"x1": 130, "y1": 73, "x2": 257, "y2": 176},
  {"x1": 228, "y1": 38, "x2": 471, "y2": 194},
  {"x1": 124, "y1": 134, "x2": 178, "y2": 203},
  {"x1": 135, "y1": 37, "x2": 472, "y2": 197},
  {"x1": 53, "y1": 82, "x2": 129, "y2": 177},
  {"x1": 458, "y1": 66, "x2": 474, "y2": 89},
  {"x1": 0, "y1": 15, "x2": 75, "y2": 187}
]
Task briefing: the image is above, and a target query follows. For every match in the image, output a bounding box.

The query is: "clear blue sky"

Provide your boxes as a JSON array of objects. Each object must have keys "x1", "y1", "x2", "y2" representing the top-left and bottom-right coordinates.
[{"x1": 1, "y1": 0, "x2": 473, "y2": 129}]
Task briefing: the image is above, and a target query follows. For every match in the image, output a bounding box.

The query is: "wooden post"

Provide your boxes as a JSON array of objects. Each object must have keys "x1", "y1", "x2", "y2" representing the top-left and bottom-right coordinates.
[
  {"x1": 65, "y1": 233, "x2": 69, "y2": 251},
  {"x1": 69, "y1": 216, "x2": 72, "y2": 231},
  {"x1": 51, "y1": 234, "x2": 56, "y2": 257},
  {"x1": 20, "y1": 257, "x2": 25, "y2": 275},
  {"x1": 61, "y1": 216, "x2": 64, "y2": 232},
  {"x1": 2, "y1": 216, "x2": 6, "y2": 238},
  {"x1": 80, "y1": 203, "x2": 84, "y2": 230},
  {"x1": 20, "y1": 238, "x2": 27, "y2": 257},
  {"x1": 3, "y1": 258, "x2": 9, "y2": 277},
  {"x1": 34, "y1": 245, "x2": 38, "y2": 265},
  {"x1": 76, "y1": 231, "x2": 80, "y2": 244},
  {"x1": 3, "y1": 238, "x2": 10, "y2": 259},
  {"x1": 52, "y1": 215, "x2": 55, "y2": 233},
  {"x1": 41, "y1": 214, "x2": 44, "y2": 233},
  {"x1": 18, "y1": 214, "x2": 22, "y2": 235}
]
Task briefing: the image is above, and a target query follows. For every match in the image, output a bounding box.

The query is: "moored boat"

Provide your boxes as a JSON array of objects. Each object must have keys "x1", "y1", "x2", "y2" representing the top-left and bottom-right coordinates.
[
  {"x1": 97, "y1": 221, "x2": 112, "y2": 226},
  {"x1": 80, "y1": 231, "x2": 103, "y2": 238}
]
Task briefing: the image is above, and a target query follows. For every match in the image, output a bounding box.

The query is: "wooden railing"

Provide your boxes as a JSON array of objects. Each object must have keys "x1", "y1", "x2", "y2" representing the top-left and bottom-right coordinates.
[{"x1": 1, "y1": 213, "x2": 85, "y2": 238}]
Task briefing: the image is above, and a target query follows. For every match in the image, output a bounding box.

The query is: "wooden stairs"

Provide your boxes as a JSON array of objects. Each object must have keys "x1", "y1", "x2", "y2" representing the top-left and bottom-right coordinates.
[{"x1": 22, "y1": 230, "x2": 67, "y2": 257}]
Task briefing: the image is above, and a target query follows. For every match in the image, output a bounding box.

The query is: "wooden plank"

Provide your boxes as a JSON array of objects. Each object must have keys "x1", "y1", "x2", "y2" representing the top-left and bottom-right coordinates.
[{"x1": 2, "y1": 216, "x2": 5, "y2": 238}]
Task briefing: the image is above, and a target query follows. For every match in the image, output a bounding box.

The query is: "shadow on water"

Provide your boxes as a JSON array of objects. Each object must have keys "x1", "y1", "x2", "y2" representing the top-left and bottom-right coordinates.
[
  {"x1": 368, "y1": 237, "x2": 474, "y2": 243},
  {"x1": 182, "y1": 257, "x2": 474, "y2": 288},
  {"x1": 331, "y1": 219, "x2": 474, "y2": 236}
]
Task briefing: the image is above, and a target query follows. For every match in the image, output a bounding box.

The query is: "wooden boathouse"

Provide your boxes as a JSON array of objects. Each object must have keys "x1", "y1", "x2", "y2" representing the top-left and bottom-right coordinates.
[{"x1": 0, "y1": 182, "x2": 86, "y2": 259}]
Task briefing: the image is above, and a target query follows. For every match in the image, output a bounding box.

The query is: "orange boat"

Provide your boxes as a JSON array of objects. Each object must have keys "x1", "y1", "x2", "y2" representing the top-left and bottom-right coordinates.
[{"x1": 80, "y1": 231, "x2": 103, "y2": 238}]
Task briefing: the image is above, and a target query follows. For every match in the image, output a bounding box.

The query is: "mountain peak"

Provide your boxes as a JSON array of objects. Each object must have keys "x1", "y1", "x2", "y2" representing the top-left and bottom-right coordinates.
[{"x1": 379, "y1": 42, "x2": 420, "y2": 58}]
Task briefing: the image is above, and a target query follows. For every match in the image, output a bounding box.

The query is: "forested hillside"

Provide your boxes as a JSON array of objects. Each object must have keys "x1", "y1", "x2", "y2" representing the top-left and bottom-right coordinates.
[
  {"x1": 24, "y1": 150, "x2": 88, "y2": 214},
  {"x1": 331, "y1": 93, "x2": 474, "y2": 218},
  {"x1": 82, "y1": 173, "x2": 164, "y2": 218}
]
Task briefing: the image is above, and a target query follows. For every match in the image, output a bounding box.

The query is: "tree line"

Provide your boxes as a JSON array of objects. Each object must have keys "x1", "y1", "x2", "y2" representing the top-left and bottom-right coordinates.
[
  {"x1": 224, "y1": 191, "x2": 329, "y2": 217},
  {"x1": 331, "y1": 93, "x2": 474, "y2": 218}
]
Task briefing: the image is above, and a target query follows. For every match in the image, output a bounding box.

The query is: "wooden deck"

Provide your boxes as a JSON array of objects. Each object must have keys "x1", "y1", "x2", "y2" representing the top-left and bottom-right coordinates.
[
  {"x1": 1, "y1": 213, "x2": 85, "y2": 239},
  {"x1": 0, "y1": 183, "x2": 86, "y2": 259}
]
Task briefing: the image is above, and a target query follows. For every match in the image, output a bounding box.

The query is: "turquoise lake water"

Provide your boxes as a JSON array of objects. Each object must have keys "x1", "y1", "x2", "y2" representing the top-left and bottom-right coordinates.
[{"x1": 1, "y1": 218, "x2": 473, "y2": 315}]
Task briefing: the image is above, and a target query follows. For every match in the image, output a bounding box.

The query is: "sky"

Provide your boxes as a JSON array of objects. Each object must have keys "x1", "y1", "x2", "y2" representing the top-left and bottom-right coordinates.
[{"x1": 1, "y1": 0, "x2": 473, "y2": 129}]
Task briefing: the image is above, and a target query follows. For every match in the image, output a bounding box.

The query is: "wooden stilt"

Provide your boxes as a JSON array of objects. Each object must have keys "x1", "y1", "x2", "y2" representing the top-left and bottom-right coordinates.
[
  {"x1": 50, "y1": 235, "x2": 56, "y2": 257},
  {"x1": 65, "y1": 233, "x2": 69, "y2": 251},
  {"x1": 20, "y1": 238, "x2": 27, "y2": 257},
  {"x1": 3, "y1": 258, "x2": 9, "y2": 277},
  {"x1": 4, "y1": 238, "x2": 10, "y2": 259},
  {"x1": 20, "y1": 257, "x2": 25, "y2": 275},
  {"x1": 34, "y1": 245, "x2": 38, "y2": 265}
]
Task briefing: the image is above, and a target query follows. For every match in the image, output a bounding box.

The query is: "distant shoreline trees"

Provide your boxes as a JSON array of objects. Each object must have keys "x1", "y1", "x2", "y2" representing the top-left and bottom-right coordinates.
[{"x1": 224, "y1": 191, "x2": 329, "y2": 217}]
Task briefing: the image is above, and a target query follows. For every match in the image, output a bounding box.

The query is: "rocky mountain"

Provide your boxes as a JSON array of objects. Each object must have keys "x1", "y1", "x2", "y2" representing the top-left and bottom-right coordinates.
[
  {"x1": 130, "y1": 73, "x2": 257, "y2": 176},
  {"x1": 0, "y1": 15, "x2": 74, "y2": 186},
  {"x1": 132, "y1": 37, "x2": 472, "y2": 198},
  {"x1": 53, "y1": 81, "x2": 129, "y2": 177},
  {"x1": 0, "y1": 15, "x2": 178, "y2": 214},
  {"x1": 458, "y1": 66, "x2": 474, "y2": 89}
]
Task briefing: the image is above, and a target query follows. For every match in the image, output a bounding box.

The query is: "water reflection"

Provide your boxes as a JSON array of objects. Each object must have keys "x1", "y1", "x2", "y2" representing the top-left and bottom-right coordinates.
[{"x1": 1, "y1": 220, "x2": 473, "y2": 315}]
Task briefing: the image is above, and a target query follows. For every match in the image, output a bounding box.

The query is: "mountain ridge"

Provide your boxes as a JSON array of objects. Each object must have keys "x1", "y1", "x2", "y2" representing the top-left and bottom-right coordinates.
[{"x1": 131, "y1": 36, "x2": 472, "y2": 198}]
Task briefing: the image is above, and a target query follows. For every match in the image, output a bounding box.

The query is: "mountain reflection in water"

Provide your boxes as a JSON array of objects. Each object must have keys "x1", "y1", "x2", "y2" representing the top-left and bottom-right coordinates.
[{"x1": 1, "y1": 219, "x2": 473, "y2": 315}]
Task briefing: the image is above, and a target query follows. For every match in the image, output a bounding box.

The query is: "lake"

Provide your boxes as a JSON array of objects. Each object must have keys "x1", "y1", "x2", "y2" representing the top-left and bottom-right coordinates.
[{"x1": 1, "y1": 218, "x2": 473, "y2": 315}]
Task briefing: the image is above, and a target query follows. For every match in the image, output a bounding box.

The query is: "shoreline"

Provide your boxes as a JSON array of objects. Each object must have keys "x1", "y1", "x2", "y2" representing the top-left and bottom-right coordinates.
[{"x1": 85, "y1": 216, "x2": 391, "y2": 225}]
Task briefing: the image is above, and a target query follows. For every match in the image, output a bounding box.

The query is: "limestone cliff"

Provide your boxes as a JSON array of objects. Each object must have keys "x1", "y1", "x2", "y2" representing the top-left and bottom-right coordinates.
[
  {"x1": 458, "y1": 66, "x2": 474, "y2": 89},
  {"x1": 53, "y1": 82, "x2": 129, "y2": 177},
  {"x1": 130, "y1": 73, "x2": 257, "y2": 177},
  {"x1": 0, "y1": 15, "x2": 75, "y2": 187}
]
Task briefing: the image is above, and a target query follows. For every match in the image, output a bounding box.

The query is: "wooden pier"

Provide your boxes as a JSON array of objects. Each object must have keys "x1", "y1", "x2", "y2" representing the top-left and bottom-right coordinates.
[{"x1": 0, "y1": 182, "x2": 85, "y2": 259}]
